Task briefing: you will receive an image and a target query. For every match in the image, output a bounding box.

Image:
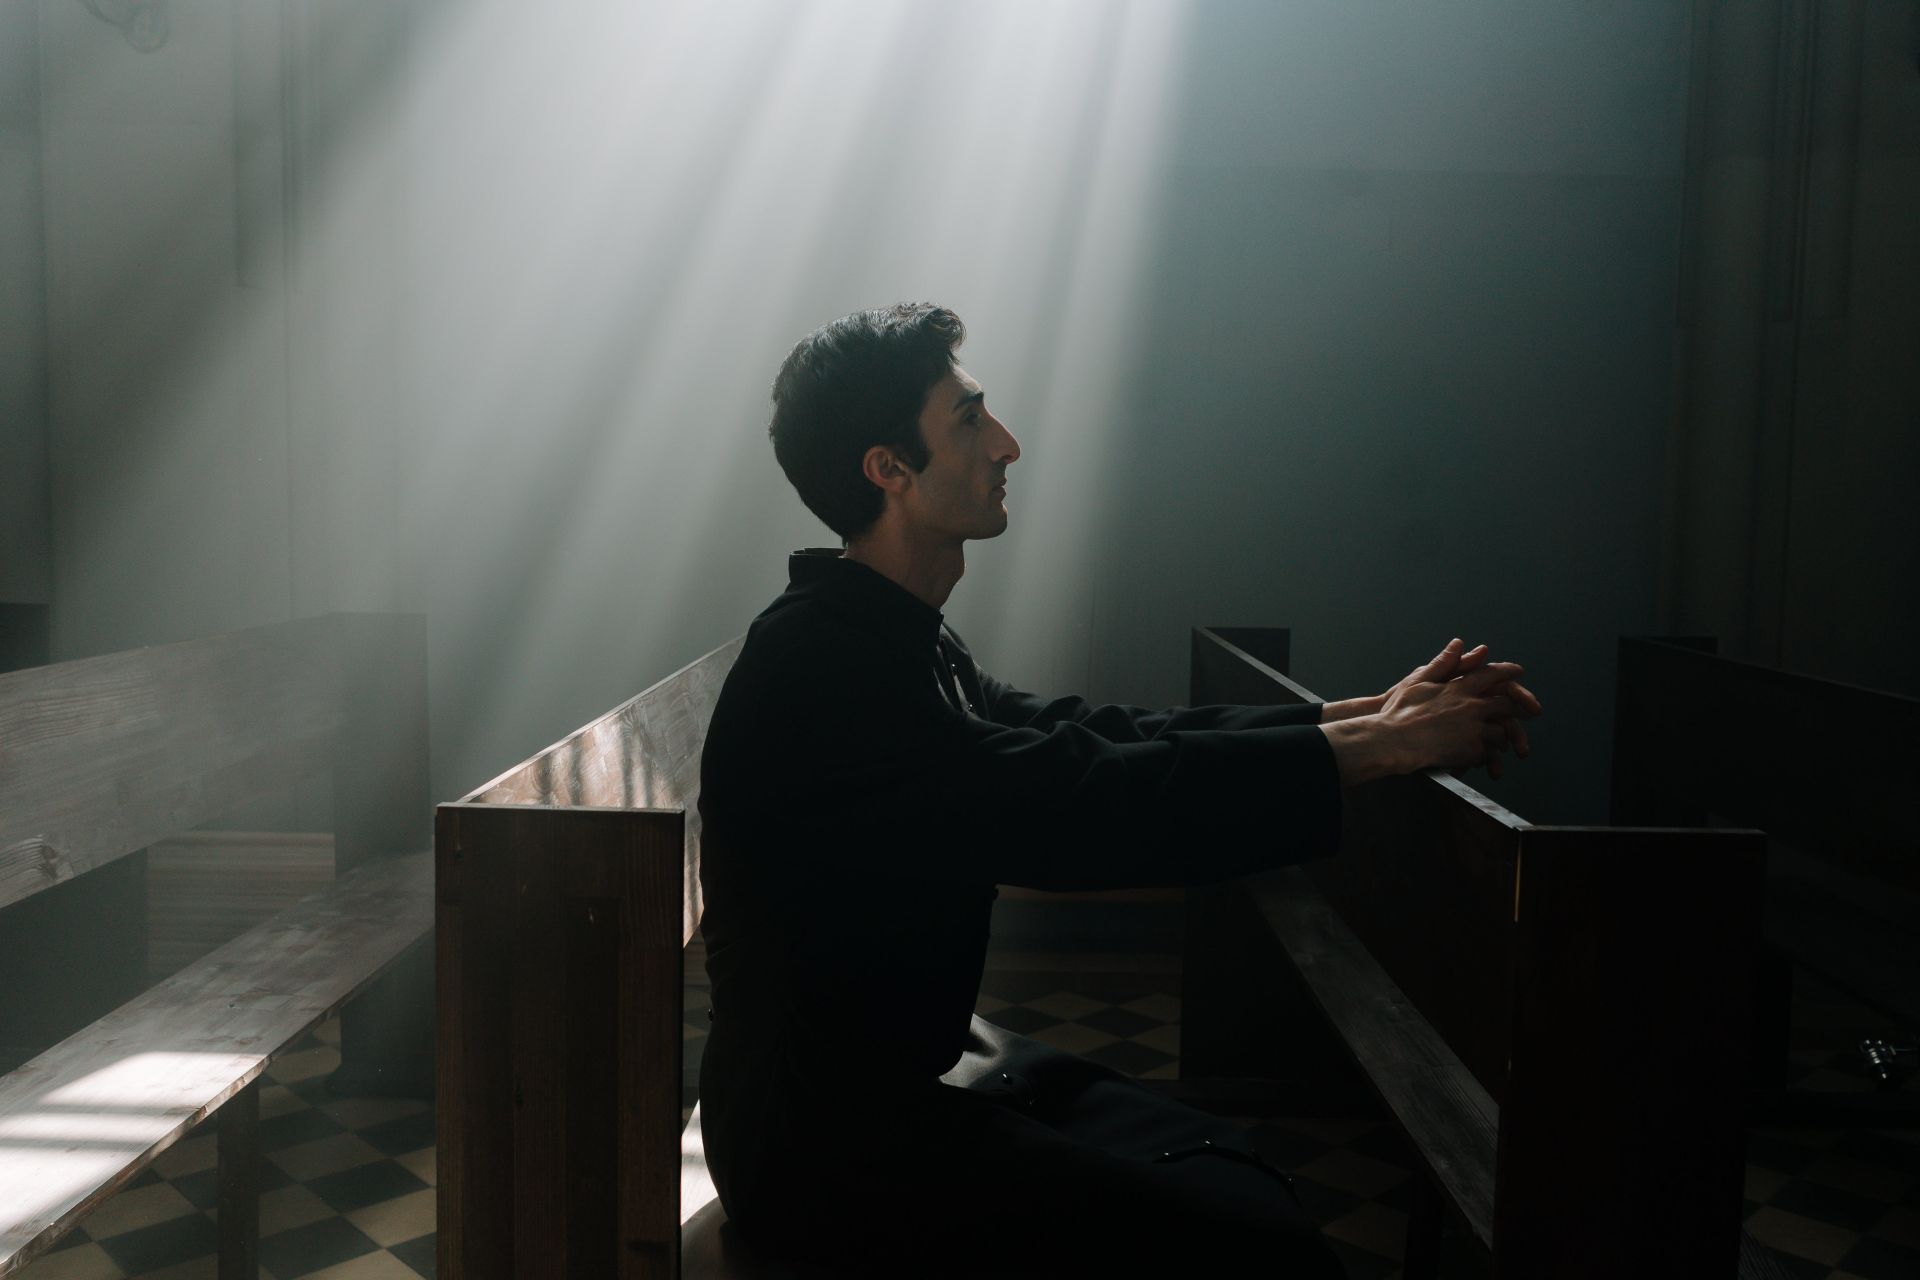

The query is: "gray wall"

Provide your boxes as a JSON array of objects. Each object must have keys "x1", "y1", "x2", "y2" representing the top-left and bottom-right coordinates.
[
  {"x1": 1667, "y1": 0, "x2": 1920, "y2": 701},
  {"x1": 963, "y1": 1, "x2": 1692, "y2": 824},
  {"x1": 36, "y1": 0, "x2": 298, "y2": 655},
  {"x1": 33, "y1": 0, "x2": 412, "y2": 662},
  {"x1": 15, "y1": 0, "x2": 1913, "y2": 823},
  {"x1": 0, "y1": 1, "x2": 50, "y2": 610}
]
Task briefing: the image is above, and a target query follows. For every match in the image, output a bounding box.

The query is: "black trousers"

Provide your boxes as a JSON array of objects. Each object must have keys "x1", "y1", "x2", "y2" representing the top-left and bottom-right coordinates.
[{"x1": 718, "y1": 1016, "x2": 1345, "y2": 1278}]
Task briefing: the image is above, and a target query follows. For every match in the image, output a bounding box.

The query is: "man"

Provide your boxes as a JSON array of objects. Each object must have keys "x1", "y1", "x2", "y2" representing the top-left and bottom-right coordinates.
[{"x1": 697, "y1": 303, "x2": 1538, "y2": 1276}]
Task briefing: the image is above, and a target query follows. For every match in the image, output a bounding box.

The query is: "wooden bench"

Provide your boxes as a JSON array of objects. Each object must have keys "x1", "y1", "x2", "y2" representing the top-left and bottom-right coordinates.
[
  {"x1": 435, "y1": 638, "x2": 740, "y2": 1280},
  {"x1": 440, "y1": 636, "x2": 1037, "y2": 1279},
  {"x1": 1181, "y1": 627, "x2": 1778, "y2": 1279},
  {"x1": 1612, "y1": 636, "x2": 1920, "y2": 1117},
  {"x1": 0, "y1": 614, "x2": 433, "y2": 1278}
]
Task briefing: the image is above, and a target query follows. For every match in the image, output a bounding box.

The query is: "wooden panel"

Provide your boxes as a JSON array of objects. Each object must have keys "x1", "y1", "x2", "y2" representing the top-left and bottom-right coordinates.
[
  {"x1": 1613, "y1": 637, "x2": 1919, "y2": 889},
  {"x1": 0, "y1": 622, "x2": 344, "y2": 912},
  {"x1": 0, "y1": 612, "x2": 426, "y2": 916},
  {"x1": 0, "y1": 851, "x2": 431, "y2": 1277},
  {"x1": 436, "y1": 804, "x2": 684, "y2": 1280},
  {"x1": 1190, "y1": 625, "x2": 1528, "y2": 1101},
  {"x1": 1184, "y1": 628, "x2": 1344, "y2": 1086},
  {"x1": 1613, "y1": 636, "x2": 1920, "y2": 1072},
  {"x1": 145, "y1": 832, "x2": 335, "y2": 979},
  {"x1": 1205, "y1": 626, "x2": 1292, "y2": 679},
  {"x1": 1246, "y1": 866, "x2": 1498, "y2": 1252},
  {"x1": 216, "y1": 1080, "x2": 260, "y2": 1280},
  {"x1": 1193, "y1": 626, "x2": 1769, "y2": 1277},
  {"x1": 467, "y1": 638, "x2": 741, "y2": 946},
  {"x1": 1189, "y1": 627, "x2": 1316, "y2": 710},
  {"x1": 1495, "y1": 826, "x2": 1763, "y2": 1279},
  {"x1": 1314, "y1": 772, "x2": 1524, "y2": 1103}
]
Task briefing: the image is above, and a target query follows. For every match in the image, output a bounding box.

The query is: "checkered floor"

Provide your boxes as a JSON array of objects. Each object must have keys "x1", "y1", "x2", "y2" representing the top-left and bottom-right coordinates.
[
  {"x1": 1736, "y1": 968, "x2": 1920, "y2": 1279},
  {"x1": 21, "y1": 1019, "x2": 436, "y2": 1280},
  {"x1": 20, "y1": 957, "x2": 1920, "y2": 1279},
  {"x1": 966, "y1": 958, "x2": 1451, "y2": 1280}
]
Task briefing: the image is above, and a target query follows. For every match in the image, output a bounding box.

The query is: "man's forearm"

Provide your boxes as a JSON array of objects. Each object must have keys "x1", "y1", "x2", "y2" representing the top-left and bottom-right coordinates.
[{"x1": 1318, "y1": 715, "x2": 1406, "y2": 787}]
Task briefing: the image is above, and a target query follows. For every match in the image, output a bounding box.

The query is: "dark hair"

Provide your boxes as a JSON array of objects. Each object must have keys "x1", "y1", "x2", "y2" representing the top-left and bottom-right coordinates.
[{"x1": 768, "y1": 303, "x2": 965, "y2": 540}]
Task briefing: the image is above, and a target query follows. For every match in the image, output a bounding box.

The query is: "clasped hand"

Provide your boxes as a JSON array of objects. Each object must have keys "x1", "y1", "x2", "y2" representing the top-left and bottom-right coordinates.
[{"x1": 1385, "y1": 638, "x2": 1542, "y2": 779}]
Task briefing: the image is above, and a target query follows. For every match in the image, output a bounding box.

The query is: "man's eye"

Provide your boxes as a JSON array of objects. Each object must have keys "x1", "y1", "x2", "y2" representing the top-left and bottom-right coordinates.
[{"x1": 965, "y1": 412, "x2": 981, "y2": 425}]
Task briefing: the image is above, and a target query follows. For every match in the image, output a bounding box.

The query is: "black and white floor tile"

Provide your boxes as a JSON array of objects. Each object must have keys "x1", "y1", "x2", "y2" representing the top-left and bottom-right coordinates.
[
  {"x1": 1735, "y1": 968, "x2": 1920, "y2": 1280},
  {"x1": 21, "y1": 957, "x2": 1920, "y2": 1278},
  {"x1": 22, "y1": 1018, "x2": 436, "y2": 1280}
]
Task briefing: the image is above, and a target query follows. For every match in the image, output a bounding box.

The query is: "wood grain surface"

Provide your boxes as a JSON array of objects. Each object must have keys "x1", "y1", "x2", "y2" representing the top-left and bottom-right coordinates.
[
  {"x1": 145, "y1": 832, "x2": 335, "y2": 979},
  {"x1": 437, "y1": 805, "x2": 685, "y2": 1280},
  {"x1": 465, "y1": 636, "x2": 740, "y2": 946},
  {"x1": 439, "y1": 631, "x2": 743, "y2": 1280},
  {"x1": 0, "y1": 850, "x2": 431, "y2": 1277},
  {"x1": 1246, "y1": 864, "x2": 1499, "y2": 1251},
  {"x1": 1496, "y1": 825, "x2": 1763, "y2": 1279},
  {"x1": 0, "y1": 621, "x2": 345, "y2": 913}
]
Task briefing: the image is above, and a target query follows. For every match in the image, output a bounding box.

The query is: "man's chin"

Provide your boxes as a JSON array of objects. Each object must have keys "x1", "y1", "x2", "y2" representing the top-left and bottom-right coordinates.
[{"x1": 968, "y1": 513, "x2": 1011, "y2": 541}]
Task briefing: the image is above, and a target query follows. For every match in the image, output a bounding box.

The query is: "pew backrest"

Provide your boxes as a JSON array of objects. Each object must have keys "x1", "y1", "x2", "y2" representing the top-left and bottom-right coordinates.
[
  {"x1": 1612, "y1": 636, "x2": 1920, "y2": 890},
  {"x1": 0, "y1": 613, "x2": 430, "y2": 1276},
  {"x1": 0, "y1": 612, "x2": 429, "y2": 912},
  {"x1": 1185, "y1": 626, "x2": 1767, "y2": 1278},
  {"x1": 435, "y1": 637, "x2": 742, "y2": 1280}
]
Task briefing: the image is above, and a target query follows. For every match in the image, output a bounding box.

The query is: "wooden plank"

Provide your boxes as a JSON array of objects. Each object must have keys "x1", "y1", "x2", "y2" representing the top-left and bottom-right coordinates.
[
  {"x1": 1184, "y1": 628, "x2": 1360, "y2": 1088},
  {"x1": 436, "y1": 804, "x2": 685, "y2": 1280},
  {"x1": 0, "y1": 850, "x2": 431, "y2": 1276},
  {"x1": 465, "y1": 638, "x2": 742, "y2": 946},
  {"x1": 1244, "y1": 866, "x2": 1499, "y2": 1252},
  {"x1": 1190, "y1": 625, "x2": 1530, "y2": 1102},
  {"x1": 436, "y1": 805, "x2": 506, "y2": 1280},
  {"x1": 0, "y1": 621, "x2": 345, "y2": 912},
  {"x1": 216, "y1": 1079, "x2": 259, "y2": 1280},
  {"x1": 1495, "y1": 826, "x2": 1763, "y2": 1278},
  {"x1": 1613, "y1": 636, "x2": 1920, "y2": 1092},
  {"x1": 1613, "y1": 637, "x2": 1919, "y2": 888},
  {"x1": 145, "y1": 832, "x2": 334, "y2": 979},
  {"x1": 513, "y1": 814, "x2": 568, "y2": 1280},
  {"x1": 1195, "y1": 626, "x2": 1768, "y2": 1276},
  {"x1": 617, "y1": 811, "x2": 685, "y2": 1280},
  {"x1": 1314, "y1": 770, "x2": 1525, "y2": 1104},
  {"x1": 1189, "y1": 627, "x2": 1316, "y2": 709}
]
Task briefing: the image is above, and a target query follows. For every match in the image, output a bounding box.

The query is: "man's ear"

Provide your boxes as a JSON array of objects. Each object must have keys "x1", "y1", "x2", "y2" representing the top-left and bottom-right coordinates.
[{"x1": 860, "y1": 445, "x2": 913, "y2": 495}]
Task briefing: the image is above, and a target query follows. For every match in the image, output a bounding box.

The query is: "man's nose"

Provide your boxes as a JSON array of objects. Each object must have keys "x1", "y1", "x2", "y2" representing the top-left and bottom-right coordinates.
[{"x1": 993, "y1": 418, "x2": 1021, "y2": 464}]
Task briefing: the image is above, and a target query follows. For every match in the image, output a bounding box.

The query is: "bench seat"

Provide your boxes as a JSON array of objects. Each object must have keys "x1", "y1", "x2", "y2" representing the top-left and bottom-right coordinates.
[
  {"x1": 0, "y1": 849, "x2": 431, "y2": 1276},
  {"x1": 1245, "y1": 865, "x2": 1498, "y2": 1252}
]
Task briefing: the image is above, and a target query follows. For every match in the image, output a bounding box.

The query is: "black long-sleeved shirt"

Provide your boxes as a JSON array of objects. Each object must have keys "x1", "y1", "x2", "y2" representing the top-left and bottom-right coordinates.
[{"x1": 695, "y1": 551, "x2": 1342, "y2": 1195}]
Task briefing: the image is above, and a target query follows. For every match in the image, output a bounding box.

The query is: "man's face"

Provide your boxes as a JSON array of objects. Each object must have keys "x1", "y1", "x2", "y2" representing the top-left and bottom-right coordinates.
[{"x1": 900, "y1": 367, "x2": 1021, "y2": 541}]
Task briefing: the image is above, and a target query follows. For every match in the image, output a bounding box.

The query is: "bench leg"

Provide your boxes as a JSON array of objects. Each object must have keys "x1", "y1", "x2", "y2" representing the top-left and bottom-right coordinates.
[
  {"x1": 1401, "y1": 1169, "x2": 1443, "y2": 1280},
  {"x1": 332, "y1": 932, "x2": 436, "y2": 1098},
  {"x1": 218, "y1": 1079, "x2": 261, "y2": 1280}
]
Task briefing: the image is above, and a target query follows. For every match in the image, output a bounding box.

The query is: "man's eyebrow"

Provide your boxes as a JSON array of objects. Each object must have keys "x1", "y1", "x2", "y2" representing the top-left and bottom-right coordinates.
[{"x1": 953, "y1": 388, "x2": 985, "y2": 413}]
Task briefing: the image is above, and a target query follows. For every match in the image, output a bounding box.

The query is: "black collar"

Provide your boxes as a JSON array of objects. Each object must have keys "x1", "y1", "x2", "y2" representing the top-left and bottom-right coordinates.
[{"x1": 786, "y1": 548, "x2": 945, "y2": 649}]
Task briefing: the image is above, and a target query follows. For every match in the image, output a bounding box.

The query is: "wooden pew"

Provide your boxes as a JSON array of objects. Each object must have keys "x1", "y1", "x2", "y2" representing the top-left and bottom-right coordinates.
[
  {"x1": 1612, "y1": 637, "x2": 1920, "y2": 1113},
  {"x1": 441, "y1": 636, "x2": 1013, "y2": 1280},
  {"x1": 1181, "y1": 627, "x2": 1772, "y2": 1279},
  {"x1": 435, "y1": 638, "x2": 741, "y2": 1280},
  {"x1": 0, "y1": 613, "x2": 432, "y2": 1278}
]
